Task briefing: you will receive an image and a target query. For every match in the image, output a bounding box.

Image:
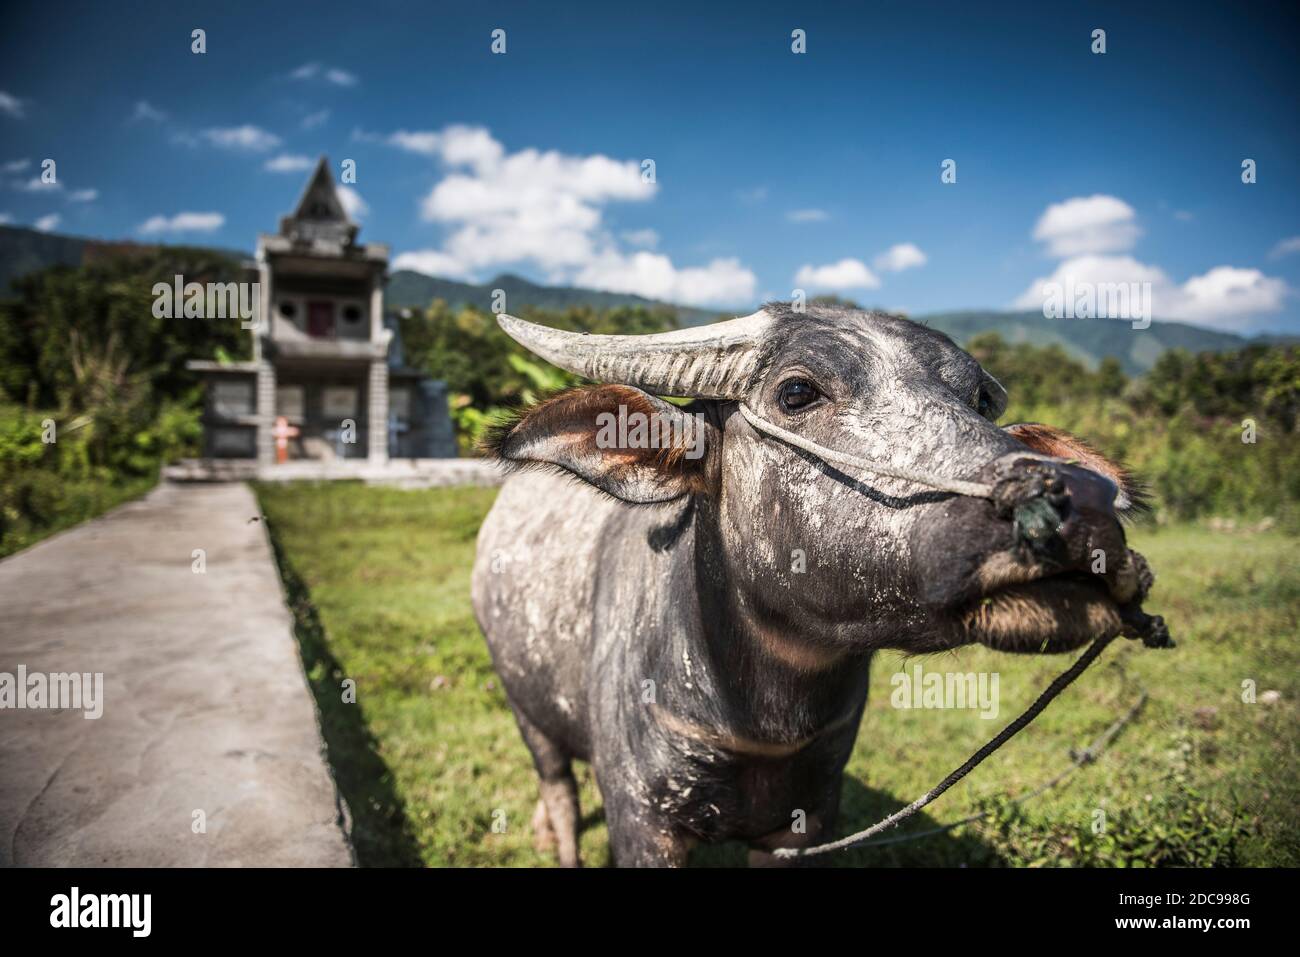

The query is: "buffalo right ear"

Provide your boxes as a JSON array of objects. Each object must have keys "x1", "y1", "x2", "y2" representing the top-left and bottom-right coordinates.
[
  {"x1": 1004, "y1": 422, "x2": 1147, "y2": 513},
  {"x1": 483, "y1": 385, "x2": 711, "y2": 504}
]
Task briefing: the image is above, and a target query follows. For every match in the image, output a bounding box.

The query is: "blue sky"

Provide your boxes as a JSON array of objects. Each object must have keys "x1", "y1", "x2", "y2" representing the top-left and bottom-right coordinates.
[{"x1": 2, "y1": 0, "x2": 1298, "y2": 332}]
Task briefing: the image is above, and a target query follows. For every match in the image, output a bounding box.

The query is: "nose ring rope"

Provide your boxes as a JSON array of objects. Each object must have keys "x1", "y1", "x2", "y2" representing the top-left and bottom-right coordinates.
[{"x1": 736, "y1": 404, "x2": 995, "y2": 499}]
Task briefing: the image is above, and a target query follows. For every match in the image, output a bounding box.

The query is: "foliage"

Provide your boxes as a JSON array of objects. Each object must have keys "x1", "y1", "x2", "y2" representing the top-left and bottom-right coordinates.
[
  {"x1": 1138, "y1": 344, "x2": 1299, "y2": 430},
  {"x1": 0, "y1": 401, "x2": 200, "y2": 557},
  {"x1": 2, "y1": 246, "x2": 1297, "y2": 557},
  {"x1": 967, "y1": 334, "x2": 1300, "y2": 526},
  {"x1": 0, "y1": 248, "x2": 249, "y2": 408},
  {"x1": 399, "y1": 300, "x2": 677, "y2": 453},
  {"x1": 973, "y1": 784, "x2": 1249, "y2": 867},
  {"x1": 446, "y1": 353, "x2": 573, "y2": 454},
  {"x1": 0, "y1": 249, "x2": 241, "y2": 555},
  {"x1": 398, "y1": 299, "x2": 678, "y2": 408}
]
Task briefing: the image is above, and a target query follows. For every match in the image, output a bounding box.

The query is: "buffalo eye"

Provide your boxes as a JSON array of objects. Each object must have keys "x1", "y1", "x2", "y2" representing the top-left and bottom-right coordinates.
[
  {"x1": 778, "y1": 378, "x2": 821, "y2": 413},
  {"x1": 977, "y1": 387, "x2": 995, "y2": 419}
]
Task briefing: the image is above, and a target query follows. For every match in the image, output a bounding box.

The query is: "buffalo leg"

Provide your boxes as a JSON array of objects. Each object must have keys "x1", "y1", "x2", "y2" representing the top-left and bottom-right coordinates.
[
  {"x1": 598, "y1": 774, "x2": 693, "y2": 867},
  {"x1": 512, "y1": 706, "x2": 581, "y2": 867},
  {"x1": 604, "y1": 810, "x2": 693, "y2": 868}
]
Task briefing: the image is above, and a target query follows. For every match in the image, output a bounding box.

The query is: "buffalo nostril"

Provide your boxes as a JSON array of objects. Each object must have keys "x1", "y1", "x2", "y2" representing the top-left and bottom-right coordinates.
[
  {"x1": 991, "y1": 463, "x2": 1071, "y2": 552},
  {"x1": 1013, "y1": 496, "x2": 1065, "y2": 551}
]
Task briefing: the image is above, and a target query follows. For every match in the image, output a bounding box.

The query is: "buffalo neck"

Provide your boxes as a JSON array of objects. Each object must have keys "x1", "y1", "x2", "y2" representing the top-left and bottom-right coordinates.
[{"x1": 676, "y1": 493, "x2": 874, "y2": 746}]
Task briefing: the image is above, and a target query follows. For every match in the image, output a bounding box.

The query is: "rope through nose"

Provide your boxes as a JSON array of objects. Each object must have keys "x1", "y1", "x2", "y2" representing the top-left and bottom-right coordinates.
[{"x1": 737, "y1": 404, "x2": 995, "y2": 499}]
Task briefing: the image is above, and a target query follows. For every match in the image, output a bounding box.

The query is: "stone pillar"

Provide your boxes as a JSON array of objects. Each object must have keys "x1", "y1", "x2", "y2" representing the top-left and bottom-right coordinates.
[
  {"x1": 256, "y1": 259, "x2": 272, "y2": 347},
  {"x1": 256, "y1": 360, "x2": 277, "y2": 466},
  {"x1": 368, "y1": 359, "x2": 389, "y2": 464},
  {"x1": 369, "y1": 271, "x2": 385, "y2": 341},
  {"x1": 253, "y1": 254, "x2": 275, "y2": 466}
]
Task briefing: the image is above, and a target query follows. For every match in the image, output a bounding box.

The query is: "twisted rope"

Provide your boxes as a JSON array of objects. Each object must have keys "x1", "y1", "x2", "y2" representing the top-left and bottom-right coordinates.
[
  {"x1": 774, "y1": 633, "x2": 1117, "y2": 859},
  {"x1": 737, "y1": 403, "x2": 996, "y2": 499}
]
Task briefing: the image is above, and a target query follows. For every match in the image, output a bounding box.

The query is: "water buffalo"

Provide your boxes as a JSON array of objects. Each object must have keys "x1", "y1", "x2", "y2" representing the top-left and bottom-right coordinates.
[{"x1": 471, "y1": 302, "x2": 1146, "y2": 867}]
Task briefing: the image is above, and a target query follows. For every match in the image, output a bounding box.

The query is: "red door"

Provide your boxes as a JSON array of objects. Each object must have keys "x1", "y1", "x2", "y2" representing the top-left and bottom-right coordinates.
[{"x1": 307, "y1": 301, "x2": 334, "y2": 338}]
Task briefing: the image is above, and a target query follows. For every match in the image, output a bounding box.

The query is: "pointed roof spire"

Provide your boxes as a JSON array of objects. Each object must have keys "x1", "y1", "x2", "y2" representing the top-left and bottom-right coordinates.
[{"x1": 279, "y1": 156, "x2": 358, "y2": 245}]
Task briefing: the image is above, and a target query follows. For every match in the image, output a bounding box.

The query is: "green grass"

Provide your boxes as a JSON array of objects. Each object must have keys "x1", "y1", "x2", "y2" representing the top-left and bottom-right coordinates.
[{"x1": 255, "y1": 481, "x2": 1299, "y2": 867}]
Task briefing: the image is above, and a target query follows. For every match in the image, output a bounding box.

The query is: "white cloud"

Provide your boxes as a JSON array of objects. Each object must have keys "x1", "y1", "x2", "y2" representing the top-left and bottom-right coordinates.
[
  {"x1": 794, "y1": 258, "x2": 881, "y2": 291},
  {"x1": 130, "y1": 100, "x2": 167, "y2": 123},
  {"x1": 392, "y1": 249, "x2": 476, "y2": 281},
  {"x1": 138, "y1": 211, "x2": 225, "y2": 235},
  {"x1": 374, "y1": 128, "x2": 435, "y2": 156},
  {"x1": 301, "y1": 109, "x2": 329, "y2": 130},
  {"x1": 0, "y1": 212, "x2": 11, "y2": 224},
  {"x1": 199, "y1": 125, "x2": 281, "y2": 152},
  {"x1": 572, "y1": 251, "x2": 755, "y2": 306},
  {"x1": 1017, "y1": 194, "x2": 1289, "y2": 330},
  {"x1": 380, "y1": 125, "x2": 505, "y2": 170},
  {"x1": 0, "y1": 91, "x2": 25, "y2": 119},
  {"x1": 787, "y1": 208, "x2": 829, "y2": 223},
  {"x1": 15, "y1": 176, "x2": 60, "y2": 193},
  {"x1": 264, "y1": 153, "x2": 314, "y2": 173},
  {"x1": 68, "y1": 188, "x2": 97, "y2": 202},
  {"x1": 1032, "y1": 194, "x2": 1140, "y2": 257},
  {"x1": 34, "y1": 213, "x2": 60, "y2": 232},
  {"x1": 1013, "y1": 254, "x2": 1289, "y2": 331},
  {"x1": 338, "y1": 185, "x2": 368, "y2": 220},
  {"x1": 873, "y1": 242, "x2": 927, "y2": 273},
  {"x1": 290, "y1": 63, "x2": 357, "y2": 86},
  {"x1": 1178, "y1": 266, "x2": 1289, "y2": 325},
  {"x1": 385, "y1": 125, "x2": 759, "y2": 306},
  {"x1": 620, "y1": 228, "x2": 659, "y2": 249},
  {"x1": 735, "y1": 186, "x2": 768, "y2": 205},
  {"x1": 1269, "y1": 236, "x2": 1300, "y2": 260},
  {"x1": 2, "y1": 158, "x2": 29, "y2": 174},
  {"x1": 418, "y1": 145, "x2": 653, "y2": 270}
]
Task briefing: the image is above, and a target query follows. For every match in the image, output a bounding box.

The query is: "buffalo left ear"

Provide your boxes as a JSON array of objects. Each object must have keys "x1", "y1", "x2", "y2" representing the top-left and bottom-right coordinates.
[
  {"x1": 1004, "y1": 422, "x2": 1147, "y2": 513},
  {"x1": 483, "y1": 385, "x2": 711, "y2": 504}
]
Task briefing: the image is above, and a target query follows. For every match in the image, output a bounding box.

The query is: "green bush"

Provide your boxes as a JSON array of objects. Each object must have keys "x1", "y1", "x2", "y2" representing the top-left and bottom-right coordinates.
[
  {"x1": 0, "y1": 412, "x2": 149, "y2": 558},
  {"x1": 969, "y1": 335, "x2": 1300, "y2": 527},
  {"x1": 0, "y1": 247, "x2": 240, "y2": 556}
]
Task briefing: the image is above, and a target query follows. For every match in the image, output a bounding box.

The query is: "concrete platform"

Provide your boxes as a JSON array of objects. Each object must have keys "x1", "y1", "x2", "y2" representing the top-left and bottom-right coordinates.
[
  {"x1": 163, "y1": 457, "x2": 504, "y2": 488},
  {"x1": 0, "y1": 482, "x2": 354, "y2": 867}
]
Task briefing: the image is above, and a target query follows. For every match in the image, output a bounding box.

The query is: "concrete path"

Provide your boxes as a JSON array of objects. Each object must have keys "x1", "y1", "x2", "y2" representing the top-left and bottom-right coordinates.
[{"x1": 0, "y1": 482, "x2": 353, "y2": 866}]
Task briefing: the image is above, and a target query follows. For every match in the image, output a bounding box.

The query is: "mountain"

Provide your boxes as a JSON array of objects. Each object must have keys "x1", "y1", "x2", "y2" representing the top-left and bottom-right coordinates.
[
  {"x1": 1, "y1": 224, "x2": 1283, "y2": 375},
  {"x1": 0, "y1": 224, "x2": 718, "y2": 324},
  {"x1": 0, "y1": 224, "x2": 246, "y2": 294},
  {"x1": 0, "y1": 225, "x2": 90, "y2": 293},
  {"x1": 385, "y1": 269, "x2": 721, "y2": 325},
  {"x1": 387, "y1": 276, "x2": 1274, "y2": 373},
  {"x1": 914, "y1": 310, "x2": 1254, "y2": 375}
]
